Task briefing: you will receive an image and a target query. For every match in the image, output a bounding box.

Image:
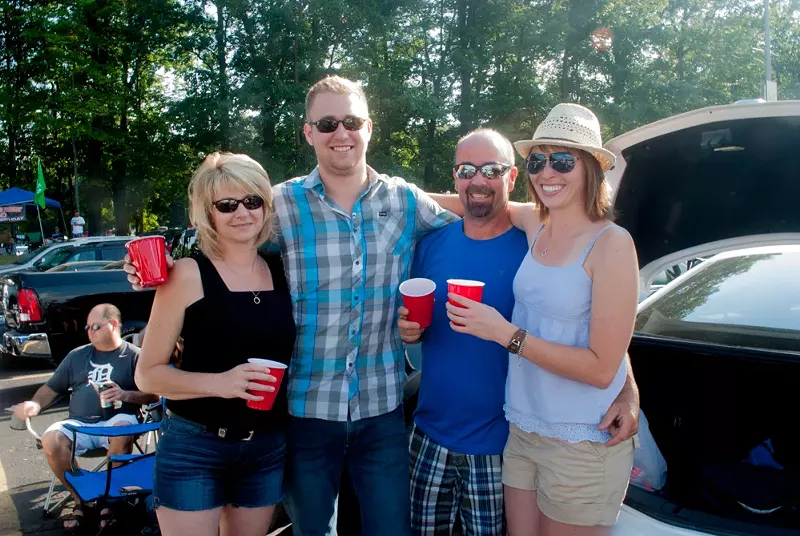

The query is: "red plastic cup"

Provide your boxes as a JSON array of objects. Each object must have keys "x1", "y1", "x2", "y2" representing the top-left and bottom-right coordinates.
[
  {"x1": 246, "y1": 359, "x2": 287, "y2": 411},
  {"x1": 447, "y1": 279, "x2": 485, "y2": 327},
  {"x1": 125, "y1": 236, "x2": 168, "y2": 288},
  {"x1": 399, "y1": 278, "x2": 436, "y2": 329}
]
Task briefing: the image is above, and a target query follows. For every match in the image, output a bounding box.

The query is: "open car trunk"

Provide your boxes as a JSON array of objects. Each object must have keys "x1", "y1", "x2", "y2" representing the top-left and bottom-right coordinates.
[{"x1": 627, "y1": 336, "x2": 800, "y2": 535}]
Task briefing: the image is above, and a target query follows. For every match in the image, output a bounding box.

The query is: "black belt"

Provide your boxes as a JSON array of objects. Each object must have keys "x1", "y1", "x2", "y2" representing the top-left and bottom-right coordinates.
[{"x1": 165, "y1": 409, "x2": 256, "y2": 441}]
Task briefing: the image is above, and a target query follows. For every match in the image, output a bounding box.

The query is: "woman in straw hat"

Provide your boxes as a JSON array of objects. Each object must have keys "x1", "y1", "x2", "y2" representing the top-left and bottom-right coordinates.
[{"x1": 444, "y1": 103, "x2": 639, "y2": 534}]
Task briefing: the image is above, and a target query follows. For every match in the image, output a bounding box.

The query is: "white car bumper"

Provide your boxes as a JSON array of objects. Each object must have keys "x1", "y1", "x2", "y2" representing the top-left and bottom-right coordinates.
[{"x1": 613, "y1": 505, "x2": 714, "y2": 536}]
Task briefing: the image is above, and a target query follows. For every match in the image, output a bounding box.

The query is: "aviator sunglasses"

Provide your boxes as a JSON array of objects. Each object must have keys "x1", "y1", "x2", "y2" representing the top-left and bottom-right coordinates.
[
  {"x1": 212, "y1": 195, "x2": 265, "y2": 214},
  {"x1": 85, "y1": 322, "x2": 109, "y2": 332},
  {"x1": 306, "y1": 115, "x2": 367, "y2": 133},
  {"x1": 525, "y1": 152, "x2": 579, "y2": 175},
  {"x1": 454, "y1": 162, "x2": 512, "y2": 180}
]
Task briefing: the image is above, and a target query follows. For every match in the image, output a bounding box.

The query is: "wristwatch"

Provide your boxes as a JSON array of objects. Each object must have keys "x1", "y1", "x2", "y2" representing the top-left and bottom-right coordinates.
[{"x1": 506, "y1": 328, "x2": 528, "y2": 355}]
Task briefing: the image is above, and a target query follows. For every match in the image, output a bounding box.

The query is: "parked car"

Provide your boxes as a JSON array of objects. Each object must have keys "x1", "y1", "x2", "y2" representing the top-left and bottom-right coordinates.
[
  {"x1": 0, "y1": 264, "x2": 154, "y2": 365},
  {"x1": 0, "y1": 236, "x2": 133, "y2": 276},
  {"x1": 45, "y1": 260, "x2": 114, "y2": 272},
  {"x1": 598, "y1": 99, "x2": 800, "y2": 535},
  {"x1": 171, "y1": 227, "x2": 197, "y2": 259}
]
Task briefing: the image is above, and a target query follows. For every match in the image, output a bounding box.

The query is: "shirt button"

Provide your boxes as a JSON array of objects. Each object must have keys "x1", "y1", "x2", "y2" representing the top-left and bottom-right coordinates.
[
  {"x1": 354, "y1": 296, "x2": 359, "y2": 301},
  {"x1": 348, "y1": 362, "x2": 353, "y2": 368},
  {"x1": 355, "y1": 260, "x2": 360, "y2": 266}
]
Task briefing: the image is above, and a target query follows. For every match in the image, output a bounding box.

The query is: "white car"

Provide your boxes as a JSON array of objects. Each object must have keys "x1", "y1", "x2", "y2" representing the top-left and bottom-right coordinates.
[
  {"x1": 0, "y1": 236, "x2": 132, "y2": 275},
  {"x1": 604, "y1": 99, "x2": 800, "y2": 535}
]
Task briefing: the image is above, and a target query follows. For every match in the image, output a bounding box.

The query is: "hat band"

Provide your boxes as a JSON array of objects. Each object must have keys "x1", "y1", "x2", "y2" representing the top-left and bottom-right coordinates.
[{"x1": 534, "y1": 136, "x2": 601, "y2": 148}]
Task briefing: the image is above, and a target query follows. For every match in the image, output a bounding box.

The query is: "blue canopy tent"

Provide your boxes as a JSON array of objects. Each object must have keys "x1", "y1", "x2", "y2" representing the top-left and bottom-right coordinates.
[
  {"x1": 0, "y1": 187, "x2": 62, "y2": 209},
  {"x1": 0, "y1": 187, "x2": 66, "y2": 247}
]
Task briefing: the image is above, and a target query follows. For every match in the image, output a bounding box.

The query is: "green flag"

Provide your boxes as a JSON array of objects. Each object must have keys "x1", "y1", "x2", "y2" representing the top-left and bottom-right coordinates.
[{"x1": 35, "y1": 157, "x2": 46, "y2": 209}]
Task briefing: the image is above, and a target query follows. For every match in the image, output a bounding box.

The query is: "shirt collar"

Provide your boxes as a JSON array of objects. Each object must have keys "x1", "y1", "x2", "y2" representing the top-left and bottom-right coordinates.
[{"x1": 302, "y1": 166, "x2": 389, "y2": 195}]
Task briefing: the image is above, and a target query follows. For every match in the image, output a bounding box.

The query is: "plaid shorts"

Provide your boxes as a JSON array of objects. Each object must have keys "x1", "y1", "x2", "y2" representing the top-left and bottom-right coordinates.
[{"x1": 409, "y1": 427, "x2": 505, "y2": 535}]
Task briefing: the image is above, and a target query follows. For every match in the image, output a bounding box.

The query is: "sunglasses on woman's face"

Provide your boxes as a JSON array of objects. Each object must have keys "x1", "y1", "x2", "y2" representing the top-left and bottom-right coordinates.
[
  {"x1": 306, "y1": 115, "x2": 367, "y2": 133},
  {"x1": 212, "y1": 195, "x2": 265, "y2": 214},
  {"x1": 453, "y1": 163, "x2": 512, "y2": 180},
  {"x1": 526, "y1": 152, "x2": 578, "y2": 175}
]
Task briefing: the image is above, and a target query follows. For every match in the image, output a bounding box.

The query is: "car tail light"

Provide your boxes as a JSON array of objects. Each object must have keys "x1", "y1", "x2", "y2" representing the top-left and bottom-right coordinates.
[{"x1": 17, "y1": 288, "x2": 42, "y2": 323}]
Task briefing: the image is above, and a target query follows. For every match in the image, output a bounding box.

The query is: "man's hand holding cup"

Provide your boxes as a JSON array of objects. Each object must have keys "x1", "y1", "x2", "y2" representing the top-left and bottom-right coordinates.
[{"x1": 398, "y1": 306, "x2": 424, "y2": 344}]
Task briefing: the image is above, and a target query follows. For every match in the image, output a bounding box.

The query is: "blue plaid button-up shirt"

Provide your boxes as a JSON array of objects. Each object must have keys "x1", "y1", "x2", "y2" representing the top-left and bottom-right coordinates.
[{"x1": 272, "y1": 166, "x2": 456, "y2": 422}]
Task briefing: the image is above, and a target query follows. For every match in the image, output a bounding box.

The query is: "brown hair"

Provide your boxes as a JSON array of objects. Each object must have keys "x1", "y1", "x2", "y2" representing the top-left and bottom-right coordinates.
[
  {"x1": 525, "y1": 145, "x2": 613, "y2": 223},
  {"x1": 188, "y1": 152, "x2": 275, "y2": 259},
  {"x1": 305, "y1": 76, "x2": 368, "y2": 119}
]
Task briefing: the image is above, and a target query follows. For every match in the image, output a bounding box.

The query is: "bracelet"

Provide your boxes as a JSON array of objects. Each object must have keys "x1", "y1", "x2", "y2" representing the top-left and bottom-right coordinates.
[{"x1": 518, "y1": 331, "x2": 528, "y2": 355}]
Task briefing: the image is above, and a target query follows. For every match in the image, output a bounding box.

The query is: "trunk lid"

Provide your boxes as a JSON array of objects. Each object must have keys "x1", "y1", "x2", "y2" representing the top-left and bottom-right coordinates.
[{"x1": 604, "y1": 100, "x2": 800, "y2": 268}]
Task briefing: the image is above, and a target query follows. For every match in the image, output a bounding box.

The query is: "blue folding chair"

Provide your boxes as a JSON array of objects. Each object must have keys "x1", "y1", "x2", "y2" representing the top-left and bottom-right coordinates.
[
  {"x1": 62, "y1": 421, "x2": 159, "y2": 534},
  {"x1": 26, "y1": 400, "x2": 164, "y2": 517}
]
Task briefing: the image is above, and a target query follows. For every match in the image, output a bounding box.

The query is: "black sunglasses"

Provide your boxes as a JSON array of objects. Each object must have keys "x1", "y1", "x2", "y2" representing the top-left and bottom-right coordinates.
[
  {"x1": 307, "y1": 116, "x2": 367, "y2": 133},
  {"x1": 454, "y1": 162, "x2": 512, "y2": 180},
  {"x1": 85, "y1": 322, "x2": 109, "y2": 332},
  {"x1": 212, "y1": 195, "x2": 265, "y2": 214},
  {"x1": 526, "y1": 152, "x2": 578, "y2": 175}
]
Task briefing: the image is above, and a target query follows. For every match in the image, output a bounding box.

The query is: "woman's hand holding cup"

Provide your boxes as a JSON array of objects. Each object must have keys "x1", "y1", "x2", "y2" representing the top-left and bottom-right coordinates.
[{"x1": 217, "y1": 362, "x2": 277, "y2": 402}]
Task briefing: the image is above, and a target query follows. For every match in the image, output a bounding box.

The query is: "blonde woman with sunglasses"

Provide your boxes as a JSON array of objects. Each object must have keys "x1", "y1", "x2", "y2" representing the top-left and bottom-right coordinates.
[
  {"x1": 135, "y1": 152, "x2": 296, "y2": 536},
  {"x1": 442, "y1": 104, "x2": 639, "y2": 536}
]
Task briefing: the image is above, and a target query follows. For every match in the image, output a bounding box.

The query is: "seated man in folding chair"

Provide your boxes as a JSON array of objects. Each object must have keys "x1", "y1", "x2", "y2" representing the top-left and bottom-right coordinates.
[{"x1": 12, "y1": 303, "x2": 157, "y2": 532}]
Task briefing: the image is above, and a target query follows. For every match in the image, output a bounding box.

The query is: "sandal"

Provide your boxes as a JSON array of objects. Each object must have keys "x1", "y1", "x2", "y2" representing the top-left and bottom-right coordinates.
[
  {"x1": 62, "y1": 506, "x2": 83, "y2": 532},
  {"x1": 99, "y1": 506, "x2": 117, "y2": 530}
]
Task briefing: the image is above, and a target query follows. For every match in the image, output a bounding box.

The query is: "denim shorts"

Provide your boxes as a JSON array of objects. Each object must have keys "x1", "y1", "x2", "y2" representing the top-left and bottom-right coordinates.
[{"x1": 152, "y1": 413, "x2": 286, "y2": 511}]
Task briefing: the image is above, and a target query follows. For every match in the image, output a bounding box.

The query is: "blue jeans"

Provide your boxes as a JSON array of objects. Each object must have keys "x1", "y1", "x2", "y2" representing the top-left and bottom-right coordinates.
[
  {"x1": 153, "y1": 413, "x2": 285, "y2": 511},
  {"x1": 284, "y1": 405, "x2": 411, "y2": 536}
]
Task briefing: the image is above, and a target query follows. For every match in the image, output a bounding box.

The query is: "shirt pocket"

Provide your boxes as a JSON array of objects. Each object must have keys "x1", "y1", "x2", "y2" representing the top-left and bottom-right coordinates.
[{"x1": 363, "y1": 209, "x2": 410, "y2": 256}]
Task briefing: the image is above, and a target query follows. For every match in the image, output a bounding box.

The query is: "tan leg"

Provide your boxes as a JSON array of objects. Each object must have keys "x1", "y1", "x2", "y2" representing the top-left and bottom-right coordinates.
[
  {"x1": 41, "y1": 431, "x2": 82, "y2": 529},
  {"x1": 156, "y1": 506, "x2": 223, "y2": 536},
  {"x1": 106, "y1": 420, "x2": 135, "y2": 467},
  {"x1": 220, "y1": 504, "x2": 276, "y2": 536},
  {"x1": 540, "y1": 514, "x2": 611, "y2": 536},
  {"x1": 505, "y1": 486, "x2": 540, "y2": 536}
]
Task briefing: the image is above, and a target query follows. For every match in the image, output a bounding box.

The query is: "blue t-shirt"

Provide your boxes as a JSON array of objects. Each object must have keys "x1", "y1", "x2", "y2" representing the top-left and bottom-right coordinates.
[{"x1": 411, "y1": 221, "x2": 528, "y2": 455}]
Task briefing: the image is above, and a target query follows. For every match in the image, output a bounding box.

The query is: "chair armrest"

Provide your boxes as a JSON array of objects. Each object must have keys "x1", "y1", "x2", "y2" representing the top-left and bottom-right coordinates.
[
  {"x1": 109, "y1": 453, "x2": 144, "y2": 463},
  {"x1": 62, "y1": 421, "x2": 160, "y2": 437}
]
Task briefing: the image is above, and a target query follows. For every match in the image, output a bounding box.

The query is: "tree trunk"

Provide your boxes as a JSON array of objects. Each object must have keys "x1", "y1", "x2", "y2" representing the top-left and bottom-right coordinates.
[
  {"x1": 215, "y1": 0, "x2": 231, "y2": 151},
  {"x1": 423, "y1": 118, "x2": 436, "y2": 187},
  {"x1": 456, "y1": 0, "x2": 473, "y2": 132}
]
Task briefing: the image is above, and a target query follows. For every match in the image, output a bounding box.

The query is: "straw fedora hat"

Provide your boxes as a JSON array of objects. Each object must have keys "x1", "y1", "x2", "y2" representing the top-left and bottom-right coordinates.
[{"x1": 514, "y1": 103, "x2": 616, "y2": 172}]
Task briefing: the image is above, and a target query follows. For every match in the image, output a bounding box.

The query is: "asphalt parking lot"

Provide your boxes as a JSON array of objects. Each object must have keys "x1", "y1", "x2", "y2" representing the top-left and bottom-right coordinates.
[{"x1": 0, "y1": 356, "x2": 66, "y2": 535}]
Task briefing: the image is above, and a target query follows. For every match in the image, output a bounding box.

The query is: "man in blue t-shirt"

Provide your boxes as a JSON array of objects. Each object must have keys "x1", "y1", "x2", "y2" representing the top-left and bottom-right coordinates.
[{"x1": 399, "y1": 130, "x2": 640, "y2": 535}]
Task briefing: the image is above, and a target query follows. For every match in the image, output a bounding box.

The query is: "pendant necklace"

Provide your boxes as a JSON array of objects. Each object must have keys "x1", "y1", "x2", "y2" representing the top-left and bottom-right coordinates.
[{"x1": 223, "y1": 256, "x2": 263, "y2": 305}]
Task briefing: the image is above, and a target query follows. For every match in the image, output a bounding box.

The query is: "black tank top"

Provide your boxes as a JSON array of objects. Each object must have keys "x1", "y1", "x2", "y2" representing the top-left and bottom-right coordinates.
[{"x1": 167, "y1": 251, "x2": 296, "y2": 432}]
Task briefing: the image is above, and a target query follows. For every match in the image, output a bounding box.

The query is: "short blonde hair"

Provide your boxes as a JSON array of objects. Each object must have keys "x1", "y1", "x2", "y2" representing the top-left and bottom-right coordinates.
[
  {"x1": 305, "y1": 76, "x2": 368, "y2": 119},
  {"x1": 188, "y1": 152, "x2": 275, "y2": 259},
  {"x1": 525, "y1": 145, "x2": 613, "y2": 223}
]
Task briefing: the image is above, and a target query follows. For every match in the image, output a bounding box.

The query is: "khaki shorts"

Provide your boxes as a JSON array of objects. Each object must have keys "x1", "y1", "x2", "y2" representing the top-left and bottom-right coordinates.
[{"x1": 502, "y1": 423, "x2": 635, "y2": 527}]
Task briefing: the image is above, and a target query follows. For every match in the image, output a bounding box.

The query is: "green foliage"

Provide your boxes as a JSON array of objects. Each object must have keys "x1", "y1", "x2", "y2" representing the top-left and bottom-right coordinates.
[{"x1": 1, "y1": 0, "x2": 798, "y2": 225}]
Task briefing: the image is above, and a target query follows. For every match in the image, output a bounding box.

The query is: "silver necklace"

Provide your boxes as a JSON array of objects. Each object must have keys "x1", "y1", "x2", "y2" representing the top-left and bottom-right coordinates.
[{"x1": 223, "y1": 256, "x2": 264, "y2": 304}]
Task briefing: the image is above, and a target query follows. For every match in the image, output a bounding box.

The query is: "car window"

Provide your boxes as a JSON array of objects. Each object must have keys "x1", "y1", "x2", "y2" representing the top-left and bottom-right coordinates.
[
  {"x1": 100, "y1": 246, "x2": 128, "y2": 261},
  {"x1": 35, "y1": 247, "x2": 76, "y2": 270},
  {"x1": 66, "y1": 250, "x2": 98, "y2": 263},
  {"x1": 636, "y1": 252, "x2": 800, "y2": 353}
]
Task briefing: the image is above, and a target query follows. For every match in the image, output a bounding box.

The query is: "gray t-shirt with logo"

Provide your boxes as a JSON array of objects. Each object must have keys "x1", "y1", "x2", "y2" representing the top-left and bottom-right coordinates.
[{"x1": 46, "y1": 341, "x2": 140, "y2": 423}]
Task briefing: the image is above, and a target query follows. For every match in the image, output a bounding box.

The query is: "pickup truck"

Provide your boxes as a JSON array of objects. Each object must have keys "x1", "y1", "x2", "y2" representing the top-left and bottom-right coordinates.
[{"x1": 0, "y1": 263, "x2": 155, "y2": 365}]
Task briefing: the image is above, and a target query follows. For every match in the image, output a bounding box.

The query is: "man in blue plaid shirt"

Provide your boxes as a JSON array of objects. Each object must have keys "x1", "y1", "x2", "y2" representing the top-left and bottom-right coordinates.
[{"x1": 275, "y1": 76, "x2": 456, "y2": 536}]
